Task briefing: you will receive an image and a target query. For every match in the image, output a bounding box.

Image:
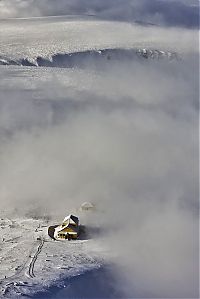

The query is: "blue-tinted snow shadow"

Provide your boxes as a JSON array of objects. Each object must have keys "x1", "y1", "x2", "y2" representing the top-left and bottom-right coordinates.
[{"x1": 31, "y1": 265, "x2": 127, "y2": 299}]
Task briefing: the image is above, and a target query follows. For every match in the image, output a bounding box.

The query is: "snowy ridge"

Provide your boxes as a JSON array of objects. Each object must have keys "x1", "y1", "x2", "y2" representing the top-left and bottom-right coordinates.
[{"x1": 0, "y1": 48, "x2": 179, "y2": 68}]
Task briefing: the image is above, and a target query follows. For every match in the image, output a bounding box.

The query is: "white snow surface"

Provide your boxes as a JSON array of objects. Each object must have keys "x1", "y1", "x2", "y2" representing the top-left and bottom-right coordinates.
[
  {"x1": 0, "y1": 214, "x2": 108, "y2": 298},
  {"x1": 0, "y1": 15, "x2": 195, "y2": 63}
]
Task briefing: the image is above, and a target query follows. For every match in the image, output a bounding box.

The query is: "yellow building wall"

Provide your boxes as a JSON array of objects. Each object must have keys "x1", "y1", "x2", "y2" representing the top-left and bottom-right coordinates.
[{"x1": 62, "y1": 227, "x2": 76, "y2": 233}]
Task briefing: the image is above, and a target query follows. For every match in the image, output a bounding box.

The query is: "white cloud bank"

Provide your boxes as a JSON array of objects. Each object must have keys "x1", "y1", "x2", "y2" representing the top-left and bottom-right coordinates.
[{"x1": 0, "y1": 52, "x2": 198, "y2": 297}]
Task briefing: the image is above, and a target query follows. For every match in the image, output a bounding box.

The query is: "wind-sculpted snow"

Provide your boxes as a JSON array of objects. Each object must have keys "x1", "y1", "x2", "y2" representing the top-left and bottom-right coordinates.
[{"x1": 0, "y1": 48, "x2": 179, "y2": 68}]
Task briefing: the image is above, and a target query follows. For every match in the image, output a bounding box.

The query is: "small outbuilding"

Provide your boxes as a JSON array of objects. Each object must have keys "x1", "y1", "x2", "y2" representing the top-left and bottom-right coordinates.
[
  {"x1": 80, "y1": 202, "x2": 95, "y2": 211},
  {"x1": 54, "y1": 214, "x2": 79, "y2": 240}
]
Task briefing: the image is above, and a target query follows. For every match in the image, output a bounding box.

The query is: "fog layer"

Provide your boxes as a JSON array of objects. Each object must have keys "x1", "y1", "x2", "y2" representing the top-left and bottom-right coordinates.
[
  {"x1": 0, "y1": 2, "x2": 199, "y2": 296},
  {"x1": 0, "y1": 49, "x2": 198, "y2": 297}
]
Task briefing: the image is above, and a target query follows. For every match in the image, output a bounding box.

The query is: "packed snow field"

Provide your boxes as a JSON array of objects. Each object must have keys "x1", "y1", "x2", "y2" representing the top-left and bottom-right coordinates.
[
  {"x1": 0, "y1": 214, "x2": 108, "y2": 298},
  {"x1": 0, "y1": 11, "x2": 198, "y2": 299}
]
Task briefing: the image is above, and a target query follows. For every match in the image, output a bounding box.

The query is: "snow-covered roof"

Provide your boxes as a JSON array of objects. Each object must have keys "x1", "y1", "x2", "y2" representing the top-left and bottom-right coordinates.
[
  {"x1": 80, "y1": 202, "x2": 95, "y2": 210},
  {"x1": 54, "y1": 214, "x2": 79, "y2": 236},
  {"x1": 63, "y1": 214, "x2": 79, "y2": 225}
]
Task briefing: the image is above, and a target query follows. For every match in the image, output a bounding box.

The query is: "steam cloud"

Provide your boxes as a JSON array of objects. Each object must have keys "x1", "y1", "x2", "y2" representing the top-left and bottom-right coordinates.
[{"x1": 0, "y1": 1, "x2": 199, "y2": 298}]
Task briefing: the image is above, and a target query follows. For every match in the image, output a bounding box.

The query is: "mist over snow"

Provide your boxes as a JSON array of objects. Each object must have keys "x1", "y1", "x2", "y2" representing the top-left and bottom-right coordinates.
[
  {"x1": 0, "y1": 0, "x2": 199, "y2": 28},
  {"x1": 0, "y1": 1, "x2": 199, "y2": 298}
]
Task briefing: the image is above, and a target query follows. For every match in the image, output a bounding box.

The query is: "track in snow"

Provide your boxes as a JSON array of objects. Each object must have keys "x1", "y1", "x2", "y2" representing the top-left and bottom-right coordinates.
[{"x1": 28, "y1": 239, "x2": 44, "y2": 278}]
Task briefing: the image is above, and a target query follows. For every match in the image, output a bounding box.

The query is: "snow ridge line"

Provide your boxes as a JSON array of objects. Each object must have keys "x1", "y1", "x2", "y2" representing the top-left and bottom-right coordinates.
[
  {"x1": 0, "y1": 48, "x2": 180, "y2": 68},
  {"x1": 27, "y1": 239, "x2": 44, "y2": 279}
]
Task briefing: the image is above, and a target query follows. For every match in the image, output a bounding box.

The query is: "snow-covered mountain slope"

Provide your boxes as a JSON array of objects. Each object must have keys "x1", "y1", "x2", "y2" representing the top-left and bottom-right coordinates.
[
  {"x1": 0, "y1": 14, "x2": 198, "y2": 299},
  {"x1": 0, "y1": 48, "x2": 179, "y2": 68},
  {"x1": 0, "y1": 16, "x2": 195, "y2": 64}
]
